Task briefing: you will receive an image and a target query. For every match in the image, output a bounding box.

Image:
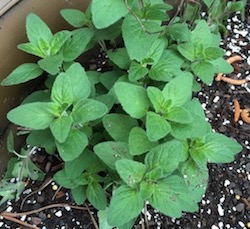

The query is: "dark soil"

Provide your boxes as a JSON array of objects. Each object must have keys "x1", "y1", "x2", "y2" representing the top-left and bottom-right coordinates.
[{"x1": 1, "y1": 6, "x2": 250, "y2": 229}]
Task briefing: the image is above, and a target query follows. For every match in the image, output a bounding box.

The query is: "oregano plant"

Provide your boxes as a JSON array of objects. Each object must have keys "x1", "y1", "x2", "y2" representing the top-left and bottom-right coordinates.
[{"x1": 0, "y1": 0, "x2": 245, "y2": 228}]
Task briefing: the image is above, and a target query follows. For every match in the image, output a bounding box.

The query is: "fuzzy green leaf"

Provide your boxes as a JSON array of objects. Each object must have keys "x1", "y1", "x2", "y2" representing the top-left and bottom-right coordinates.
[
  {"x1": 72, "y1": 99, "x2": 108, "y2": 124},
  {"x1": 107, "y1": 48, "x2": 130, "y2": 70},
  {"x1": 145, "y1": 140, "x2": 184, "y2": 176},
  {"x1": 18, "y1": 43, "x2": 45, "y2": 58},
  {"x1": 166, "y1": 23, "x2": 191, "y2": 42},
  {"x1": 50, "y1": 30, "x2": 72, "y2": 55},
  {"x1": 180, "y1": 159, "x2": 209, "y2": 202},
  {"x1": 72, "y1": 186, "x2": 87, "y2": 205},
  {"x1": 56, "y1": 129, "x2": 88, "y2": 161},
  {"x1": 162, "y1": 73, "x2": 193, "y2": 107},
  {"x1": 53, "y1": 170, "x2": 78, "y2": 189},
  {"x1": 51, "y1": 72, "x2": 73, "y2": 105},
  {"x1": 38, "y1": 54, "x2": 63, "y2": 75},
  {"x1": 60, "y1": 9, "x2": 88, "y2": 28},
  {"x1": 108, "y1": 185, "x2": 143, "y2": 227},
  {"x1": 94, "y1": 142, "x2": 132, "y2": 170},
  {"x1": 1, "y1": 63, "x2": 43, "y2": 86},
  {"x1": 91, "y1": 0, "x2": 128, "y2": 29},
  {"x1": 191, "y1": 20, "x2": 212, "y2": 47},
  {"x1": 122, "y1": 14, "x2": 160, "y2": 61},
  {"x1": 147, "y1": 86, "x2": 165, "y2": 113},
  {"x1": 7, "y1": 102, "x2": 59, "y2": 130},
  {"x1": 165, "y1": 107, "x2": 193, "y2": 124},
  {"x1": 177, "y1": 43, "x2": 195, "y2": 61},
  {"x1": 87, "y1": 181, "x2": 107, "y2": 210},
  {"x1": 27, "y1": 129, "x2": 56, "y2": 155},
  {"x1": 115, "y1": 159, "x2": 146, "y2": 188},
  {"x1": 62, "y1": 28, "x2": 94, "y2": 61},
  {"x1": 150, "y1": 175, "x2": 197, "y2": 218},
  {"x1": 129, "y1": 127, "x2": 158, "y2": 155},
  {"x1": 102, "y1": 114, "x2": 138, "y2": 142},
  {"x1": 146, "y1": 112, "x2": 171, "y2": 141},
  {"x1": 50, "y1": 116, "x2": 73, "y2": 143},
  {"x1": 114, "y1": 82, "x2": 150, "y2": 119},
  {"x1": 204, "y1": 47, "x2": 224, "y2": 60},
  {"x1": 66, "y1": 63, "x2": 91, "y2": 101},
  {"x1": 210, "y1": 57, "x2": 234, "y2": 73},
  {"x1": 191, "y1": 61, "x2": 215, "y2": 84},
  {"x1": 26, "y1": 13, "x2": 53, "y2": 45},
  {"x1": 128, "y1": 61, "x2": 148, "y2": 82}
]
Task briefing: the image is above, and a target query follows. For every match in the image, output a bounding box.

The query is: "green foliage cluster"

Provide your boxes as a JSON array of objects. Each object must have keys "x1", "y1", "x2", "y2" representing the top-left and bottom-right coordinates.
[{"x1": 0, "y1": 0, "x2": 245, "y2": 228}]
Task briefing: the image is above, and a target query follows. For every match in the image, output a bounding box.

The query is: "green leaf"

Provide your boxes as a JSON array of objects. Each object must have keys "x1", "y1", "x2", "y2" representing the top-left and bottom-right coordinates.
[
  {"x1": 66, "y1": 63, "x2": 91, "y2": 101},
  {"x1": 22, "y1": 90, "x2": 50, "y2": 104},
  {"x1": 210, "y1": 57, "x2": 234, "y2": 73},
  {"x1": 102, "y1": 114, "x2": 138, "y2": 142},
  {"x1": 7, "y1": 131, "x2": 14, "y2": 153},
  {"x1": 122, "y1": 14, "x2": 160, "y2": 61},
  {"x1": 18, "y1": 43, "x2": 45, "y2": 58},
  {"x1": 180, "y1": 159, "x2": 208, "y2": 202},
  {"x1": 204, "y1": 47, "x2": 224, "y2": 60},
  {"x1": 1, "y1": 63, "x2": 43, "y2": 86},
  {"x1": 129, "y1": 127, "x2": 158, "y2": 155},
  {"x1": 64, "y1": 150, "x2": 93, "y2": 178},
  {"x1": 38, "y1": 54, "x2": 63, "y2": 75},
  {"x1": 166, "y1": 23, "x2": 191, "y2": 42},
  {"x1": 147, "y1": 86, "x2": 166, "y2": 113},
  {"x1": 193, "y1": 133, "x2": 242, "y2": 163},
  {"x1": 191, "y1": 20, "x2": 212, "y2": 47},
  {"x1": 72, "y1": 99, "x2": 108, "y2": 124},
  {"x1": 71, "y1": 186, "x2": 87, "y2": 205},
  {"x1": 50, "y1": 116, "x2": 73, "y2": 143},
  {"x1": 27, "y1": 129, "x2": 56, "y2": 154},
  {"x1": 94, "y1": 142, "x2": 132, "y2": 170},
  {"x1": 98, "y1": 208, "x2": 113, "y2": 229},
  {"x1": 26, "y1": 13, "x2": 53, "y2": 45},
  {"x1": 62, "y1": 28, "x2": 94, "y2": 62},
  {"x1": 50, "y1": 30, "x2": 72, "y2": 55},
  {"x1": 128, "y1": 61, "x2": 148, "y2": 82},
  {"x1": 91, "y1": 0, "x2": 128, "y2": 29},
  {"x1": 108, "y1": 185, "x2": 143, "y2": 227},
  {"x1": 170, "y1": 114, "x2": 211, "y2": 140},
  {"x1": 7, "y1": 102, "x2": 59, "y2": 130},
  {"x1": 150, "y1": 175, "x2": 196, "y2": 218},
  {"x1": 177, "y1": 43, "x2": 195, "y2": 61},
  {"x1": 146, "y1": 38, "x2": 166, "y2": 63},
  {"x1": 114, "y1": 82, "x2": 150, "y2": 119},
  {"x1": 191, "y1": 61, "x2": 215, "y2": 84},
  {"x1": 51, "y1": 72, "x2": 73, "y2": 105},
  {"x1": 145, "y1": 140, "x2": 184, "y2": 176},
  {"x1": 60, "y1": 9, "x2": 88, "y2": 28},
  {"x1": 54, "y1": 170, "x2": 78, "y2": 189},
  {"x1": 146, "y1": 112, "x2": 171, "y2": 141},
  {"x1": 86, "y1": 181, "x2": 107, "y2": 210},
  {"x1": 115, "y1": 159, "x2": 146, "y2": 187},
  {"x1": 56, "y1": 129, "x2": 88, "y2": 161},
  {"x1": 107, "y1": 48, "x2": 130, "y2": 70},
  {"x1": 162, "y1": 73, "x2": 193, "y2": 107},
  {"x1": 99, "y1": 71, "x2": 121, "y2": 90},
  {"x1": 165, "y1": 107, "x2": 192, "y2": 124}
]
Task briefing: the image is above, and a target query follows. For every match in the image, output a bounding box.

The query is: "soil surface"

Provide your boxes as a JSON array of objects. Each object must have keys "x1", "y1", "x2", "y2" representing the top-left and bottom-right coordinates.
[{"x1": 0, "y1": 5, "x2": 250, "y2": 229}]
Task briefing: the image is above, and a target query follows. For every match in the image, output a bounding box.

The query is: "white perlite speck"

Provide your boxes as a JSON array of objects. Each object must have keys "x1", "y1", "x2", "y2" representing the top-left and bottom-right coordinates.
[
  {"x1": 55, "y1": 210, "x2": 62, "y2": 217},
  {"x1": 211, "y1": 225, "x2": 219, "y2": 229},
  {"x1": 217, "y1": 204, "x2": 224, "y2": 216},
  {"x1": 224, "y1": 179, "x2": 230, "y2": 187}
]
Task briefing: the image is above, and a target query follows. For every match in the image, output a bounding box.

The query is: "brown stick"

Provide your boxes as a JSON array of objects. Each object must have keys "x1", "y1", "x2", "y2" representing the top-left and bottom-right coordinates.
[
  {"x1": 233, "y1": 99, "x2": 241, "y2": 122},
  {"x1": 1, "y1": 214, "x2": 40, "y2": 229},
  {"x1": 240, "y1": 109, "x2": 250, "y2": 124},
  {"x1": 220, "y1": 77, "x2": 247, "y2": 85},
  {"x1": 1, "y1": 203, "x2": 88, "y2": 218},
  {"x1": 215, "y1": 55, "x2": 244, "y2": 82}
]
